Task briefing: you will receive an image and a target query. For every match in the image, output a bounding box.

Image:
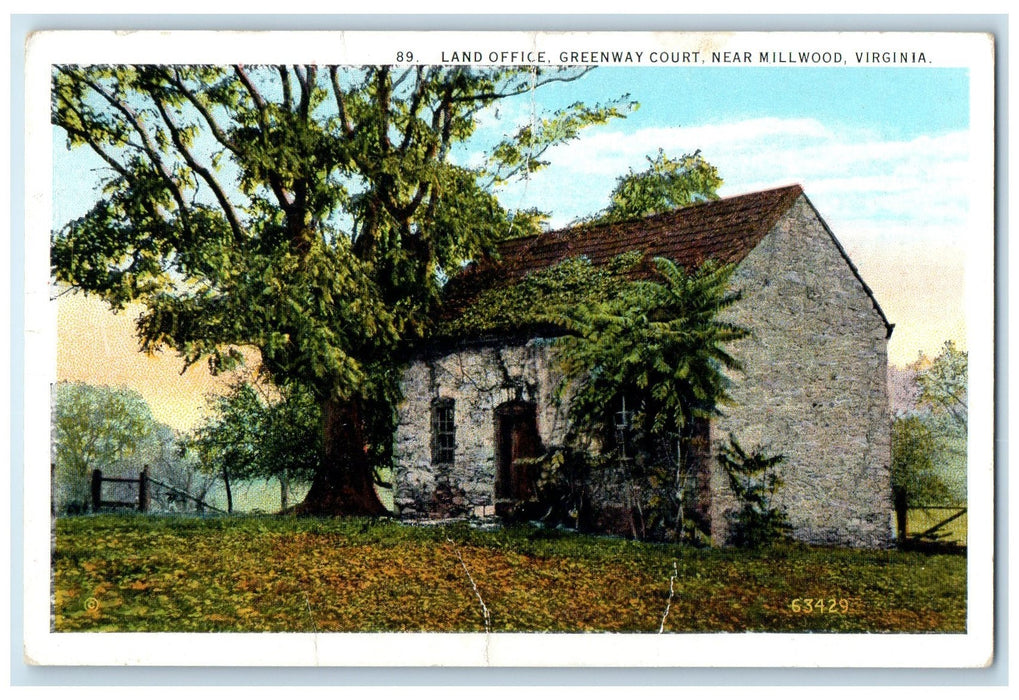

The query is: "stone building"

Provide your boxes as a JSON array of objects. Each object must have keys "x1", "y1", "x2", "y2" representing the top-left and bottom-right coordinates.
[{"x1": 392, "y1": 185, "x2": 895, "y2": 548}]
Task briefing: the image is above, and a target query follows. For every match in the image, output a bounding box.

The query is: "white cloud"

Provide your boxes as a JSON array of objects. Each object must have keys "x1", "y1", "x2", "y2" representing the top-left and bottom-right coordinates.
[
  {"x1": 500, "y1": 117, "x2": 971, "y2": 239},
  {"x1": 551, "y1": 117, "x2": 835, "y2": 177}
]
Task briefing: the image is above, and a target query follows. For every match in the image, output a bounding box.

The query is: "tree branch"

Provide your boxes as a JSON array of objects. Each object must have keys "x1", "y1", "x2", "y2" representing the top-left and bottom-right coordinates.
[
  {"x1": 445, "y1": 67, "x2": 595, "y2": 104},
  {"x1": 376, "y1": 67, "x2": 392, "y2": 154},
  {"x1": 397, "y1": 66, "x2": 427, "y2": 154},
  {"x1": 277, "y1": 65, "x2": 294, "y2": 111},
  {"x1": 328, "y1": 66, "x2": 355, "y2": 136},
  {"x1": 234, "y1": 64, "x2": 294, "y2": 211},
  {"x1": 168, "y1": 68, "x2": 241, "y2": 156},
  {"x1": 78, "y1": 73, "x2": 190, "y2": 220},
  {"x1": 150, "y1": 92, "x2": 245, "y2": 242},
  {"x1": 53, "y1": 112, "x2": 133, "y2": 183},
  {"x1": 295, "y1": 65, "x2": 316, "y2": 122},
  {"x1": 54, "y1": 71, "x2": 194, "y2": 252}
]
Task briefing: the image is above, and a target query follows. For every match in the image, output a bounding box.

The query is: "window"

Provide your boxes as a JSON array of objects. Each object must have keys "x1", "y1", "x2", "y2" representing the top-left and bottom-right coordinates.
[
  {"x1": 614, "y1": 395, "x2": 634, "y2": 461},
  {"x1": 431, "y1": 398, "x2": 456, "y2": 464}
]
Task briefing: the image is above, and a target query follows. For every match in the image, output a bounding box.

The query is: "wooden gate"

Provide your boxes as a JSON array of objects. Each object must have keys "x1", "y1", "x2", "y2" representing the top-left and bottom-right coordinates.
[
  {"x1": 91, "y1": 467, "x2": 150, "y2": 512},
  {"x1": 89, "y1": 468, "x2": 224, "y2": 514},
  {"x1": 907, "y1": 505, "x2": 968, "y2": 544}
]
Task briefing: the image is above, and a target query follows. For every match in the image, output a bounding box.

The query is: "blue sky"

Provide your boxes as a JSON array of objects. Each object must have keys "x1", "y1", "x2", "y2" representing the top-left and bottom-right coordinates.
[
  {"x1": 467, "y1": 66, "x2": 970, "y2": 230},
  {"x1": 52, "y1": 65, "x2": 974, "y2": 367},
  {"x1": 517, "y1": 67, "x2": 968, "y2": 139},
  {"x1": 459, "y1": 66, "x2": 974, "y2": 367}
]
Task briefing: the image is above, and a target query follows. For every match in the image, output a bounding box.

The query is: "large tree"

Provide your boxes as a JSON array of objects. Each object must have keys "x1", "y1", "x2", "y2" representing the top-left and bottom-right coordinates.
[{"x1": 52, "y1": 65, "x2": 632, "y2": 515}]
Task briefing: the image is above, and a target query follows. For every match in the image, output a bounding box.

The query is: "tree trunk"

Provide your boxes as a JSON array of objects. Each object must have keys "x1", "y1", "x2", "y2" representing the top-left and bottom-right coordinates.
[
  {"x1": 894, "y1": 487, "x2": 908, "y2": 546},
  {"x1": 222, "y1": 468, "x2": 233, "y2": 514},
  {"x1": 280, "y1": 472, "x2": 289, "y2": 512},
  {"x1": 295, "y1": 396, "x2": 389, "y2": 516},
  {"x1": 674, "y1": 413, "x2": 711, "y2": 541}
]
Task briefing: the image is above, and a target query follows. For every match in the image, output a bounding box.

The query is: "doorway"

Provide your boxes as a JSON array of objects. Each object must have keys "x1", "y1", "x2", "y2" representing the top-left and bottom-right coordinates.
[{"x1": 494, "y1": 400, "x2": 543, "y2": 515}]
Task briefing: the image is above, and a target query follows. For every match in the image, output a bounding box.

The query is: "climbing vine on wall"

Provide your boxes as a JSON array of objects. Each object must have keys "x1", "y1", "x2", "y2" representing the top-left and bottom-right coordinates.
[{"x1": 436, "y1": 252, "x2": 644, "y2": 339}]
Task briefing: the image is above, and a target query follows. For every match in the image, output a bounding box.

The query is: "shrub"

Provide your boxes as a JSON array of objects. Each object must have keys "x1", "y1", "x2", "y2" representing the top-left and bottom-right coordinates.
[{"x1": 717, "y1": 436, "x2": 790, "y2": 548}]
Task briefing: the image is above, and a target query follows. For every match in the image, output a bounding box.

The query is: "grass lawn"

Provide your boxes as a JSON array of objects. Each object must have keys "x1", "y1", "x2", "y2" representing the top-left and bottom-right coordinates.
[
  {"x1": 53, "y1": 515, "x2": 966, "y2": 633},
  {"x1": 907, "y1": 507, "x2": 967, "y2": 545}
]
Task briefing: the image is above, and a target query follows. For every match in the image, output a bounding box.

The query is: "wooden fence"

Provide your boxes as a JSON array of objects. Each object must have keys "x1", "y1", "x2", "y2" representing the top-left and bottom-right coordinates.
[
  {"x1": 91, "y1": 467, "x2": 149, "y2": 512},
  {"x1": 90, "y1": 468, "x2": 224, "y2": 514}
]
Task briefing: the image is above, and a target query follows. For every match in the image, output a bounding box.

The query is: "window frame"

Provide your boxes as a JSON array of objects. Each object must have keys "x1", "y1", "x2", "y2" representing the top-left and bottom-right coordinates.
[{"x1": 431, "y1": 397, "x2": 456, "y2": 465}]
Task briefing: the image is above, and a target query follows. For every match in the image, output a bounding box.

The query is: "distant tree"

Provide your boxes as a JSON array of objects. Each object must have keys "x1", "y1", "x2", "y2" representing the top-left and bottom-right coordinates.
[
  {"x1": 916, "y1": 340, "x2": 968, "y2": 431},
  {"x1": 891, "y1": 415, "x2": 954, "y2": 507},
  {"x1": 891, "y1": 414, "x2": 956, "y2": 541},
  {"x1": 892, "y1": 339, "x2": 968, "y2": 514},
  {"x1": 597, "y1": 149, "x2": 721, "y2": 222},
  {"x1": 52, "y1": 382, "x2": 154, "y2": 513},
  {"x1": 190, "y1": 379, "x2": 321, "y2": 513},
  {"x1": 137, "y1": 423, "x2": 218, "y2": 513}
]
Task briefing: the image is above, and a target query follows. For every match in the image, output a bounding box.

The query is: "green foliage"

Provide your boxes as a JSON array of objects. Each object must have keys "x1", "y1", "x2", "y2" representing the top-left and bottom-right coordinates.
[
  {"x1": 51, "y1": 65, "x2": 633, "y2": 510},
  {"x1": 598, "y1": 149, "x2": 722, "y2": 223},
  {"x1": 564, "y1": 259, "x2": 747, "y2": 541},
  {"x1": 501, "y1": 207, "x2": 552, "y2": 240},
  {"x1": 511, "y1": 447, "x2": 607, "y2": 529},
  {"x1": 51, "y1": 65, "x2": 632, "y2": 388},
  {"x1": 716, "y1": 436, "x2": 791, "y2": 548},
  {"x1": 555, "y1": 257, "x2": 747, "y2": 444},
  {"x1": 916, "y1": 340, "x2": 968, "y2": 431},
  {"x1": 190, "y1": 380, "x2": 321, "y2": 489},
  {"x1": 52, "y1": 382, "x2": 155, "y2": 513},
  {"x1": 488, "y1": 98, "x2": 638, "y2": 185},
  {"x1": 439, "y1": 251, "x2": 643, "y2": 338},
  {"x1": 893, "y1": 340, "x2": 968, "y2": 508},
  {"x1": 891, "y1": 415, "x2": 955, "y2": 507},
  {"x1": 53, "y1": 515, "x2": 966, "y2": 633},
  {"x1": 484, "y1": 256, "x2": 748, "y2": 542},
  {"x1": 51, "y1": 383, "x2": 209, "y2": 514}
]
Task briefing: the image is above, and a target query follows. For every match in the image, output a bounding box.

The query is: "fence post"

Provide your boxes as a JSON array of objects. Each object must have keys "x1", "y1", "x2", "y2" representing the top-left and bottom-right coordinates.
[
  {"x1": 138, "y1": 466, "x2": 150, "y2": 513},
  {"x1": 91, "y1": 469, "x2": 103, "y2": 513}
]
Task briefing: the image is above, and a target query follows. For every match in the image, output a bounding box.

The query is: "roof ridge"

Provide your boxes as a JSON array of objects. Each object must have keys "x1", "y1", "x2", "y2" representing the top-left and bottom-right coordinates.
[{"x1": 507, "y1": 183, "x2": 804, "y2": 250}]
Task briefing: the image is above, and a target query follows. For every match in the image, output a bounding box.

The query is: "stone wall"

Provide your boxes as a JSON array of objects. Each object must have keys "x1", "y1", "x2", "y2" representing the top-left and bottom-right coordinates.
[
  {"x1": 707, "y1": 195, "x2": 894, "y2": 548},
  {"x1": 392, "y1": 339, "x2": 570, "y2": 518},
  {"x1": 392, "y1": 339, "x2": 665, "y2": 532}
]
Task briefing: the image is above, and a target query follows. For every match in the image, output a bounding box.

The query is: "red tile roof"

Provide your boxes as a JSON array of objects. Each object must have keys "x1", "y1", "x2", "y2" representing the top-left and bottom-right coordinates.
[
  {"x1": 506, "y1": 184, "x2": 803, "y2": 272},
  {"x1": 441, "y1": 184, "x2": 806, "y2": 316}
]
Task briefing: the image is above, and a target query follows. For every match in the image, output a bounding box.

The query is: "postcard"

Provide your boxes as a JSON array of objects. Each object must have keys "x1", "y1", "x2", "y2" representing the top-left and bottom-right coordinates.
[{"x1": 22, "y1": 29, "x2": 995, "y2": 667}]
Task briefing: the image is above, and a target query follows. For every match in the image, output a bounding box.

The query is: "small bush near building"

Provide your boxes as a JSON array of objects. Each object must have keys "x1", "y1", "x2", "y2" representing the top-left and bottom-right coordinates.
[{"x1": 717, "y1": 436, "x2": 791, "y2": 548}]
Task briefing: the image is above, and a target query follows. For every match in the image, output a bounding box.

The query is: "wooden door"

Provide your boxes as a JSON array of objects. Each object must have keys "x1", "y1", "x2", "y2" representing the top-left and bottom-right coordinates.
[{"x1": 494, "y1": 401, "x2": 542, "y2": 513}]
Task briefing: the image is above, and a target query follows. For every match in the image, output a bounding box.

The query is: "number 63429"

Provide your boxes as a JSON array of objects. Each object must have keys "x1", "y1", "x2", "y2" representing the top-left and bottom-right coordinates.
[{"x1": 790, "y1": 598, "x2": 850, "y2": 614}]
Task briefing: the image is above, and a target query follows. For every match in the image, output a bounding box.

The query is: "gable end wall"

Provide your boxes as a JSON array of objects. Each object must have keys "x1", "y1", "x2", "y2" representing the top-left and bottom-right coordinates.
[{"x1": 708, "y1": 195, "x2": 893, "y2": 548}]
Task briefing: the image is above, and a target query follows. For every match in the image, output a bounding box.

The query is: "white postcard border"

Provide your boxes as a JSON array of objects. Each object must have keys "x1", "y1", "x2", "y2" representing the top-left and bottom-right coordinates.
[{"x1": 23, "y1": 29, "x2": 997, "y2": 668}]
